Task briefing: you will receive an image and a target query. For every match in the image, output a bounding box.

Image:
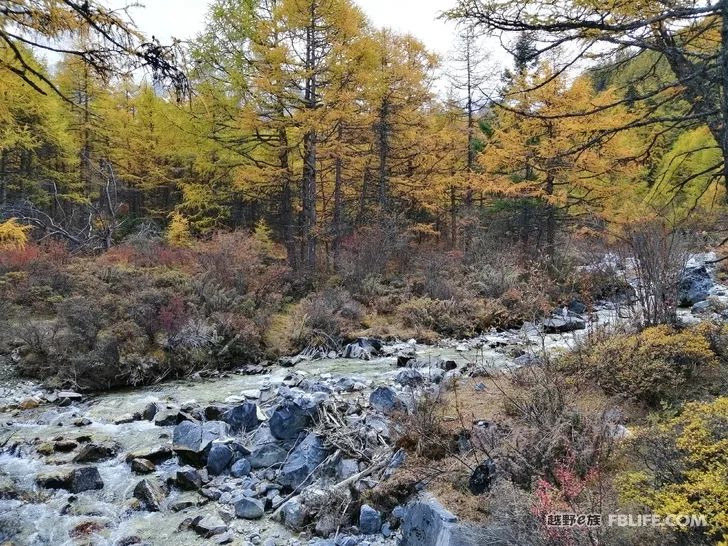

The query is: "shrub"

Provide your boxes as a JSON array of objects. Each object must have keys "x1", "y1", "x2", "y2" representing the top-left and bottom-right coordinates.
[
  {"x1": 397, "y1": 297, "x2": 493, "y2": 338},
  {"x1": 564, "y1": 324, "x2": 720, "y2": 405},
  {"x1": 618, "y1": 397, "x2": 728, "y2": 546}
]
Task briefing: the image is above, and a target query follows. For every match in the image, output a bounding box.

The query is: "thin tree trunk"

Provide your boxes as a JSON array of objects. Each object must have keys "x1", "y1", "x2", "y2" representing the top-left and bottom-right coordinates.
[{"x1": 333, "y1": 124, "x2": 344, "y2": 264}]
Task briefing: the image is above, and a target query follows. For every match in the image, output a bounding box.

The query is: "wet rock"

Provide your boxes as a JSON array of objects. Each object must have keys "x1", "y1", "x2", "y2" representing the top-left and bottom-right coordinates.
[
  {"x1": 73, "y1": 441, "x2": 119, "y2": 463},
  {"x1": 142, "y1": 402, "x2": 159, "y2": 421},
  {"x1": 57, "y1": 391, "x2": 83, "y2": 405},
  {"x1": 343, "y1": 338, "x2": 383, "y2": 360},
  {"x1": 468, "y1": 459, "x2": 496, "y2": 495},
  {"x1": 207, "y1": 443, "x2": 234, "y2": 475},
  {"x1": 396, "y1": 368, "x2": 424, "y2": 387},
  {"x1": 36, "y1": 442, "x2": 54, "y2": 455},
  {"x1": 133, "y1": 478, "x2": 166, "y2": 512},
  {"x1": 172, "y1": 420, "x2": 229, "y2": 466},
  {"x1": 193, "y1": 514, "x2": 228, "y2": 538},
  {"x1": 153, "y1": 410, "x2": 180, "y2": 426},
  {"x1": 115, "y1": 536, "x2": 144, "y2": 546},
  {"x1": 170, "y1": 498, "x2": 196, "y2": 512},
  {"x1": 359, "y1": 504, "x2": 382, "y2": 534},
  {"x1": 176, "y1": 466, "x2": 203, "y2": 490},
  {"x1": 130, "y1": 458, "x2": 155, "y2": 474},
  {"x1": 397, "y1": 355, "x2": 416, "y2": 368},
  {"x1": 125, "y1": 445, "x2": 173, "y2": 464},
  {"x1": 542, "y1": 316, "x2": 586, "y2": 333},
  {"x1": 54, "y1": 439, "x2": 78, "y2": 452},
  {"x1": 223, "y1": 402, "x2": 260, "y2": 433},
  {"x1": 114, "y1": 413, "x2": 140, "y2": 424},
  {"x1": 37, "y1": 466, "x2": 103, "y2": 493},
  {"x1": 72, "y1": 417, "x2": 92, "y2": 427},
  {"x1": 369, "y1": 386, "x2": 405, "y2": 414},
  {"x1": 234, "y1": 496, "x2": 265, "y2": 519},
  {"x1": 269, "y1": 400, "x2": 315, "y2": 440},
  {"x1": 231, "y1": 458, "x2": 252, "y2": 478},
  {"x1": 278, "y1": 433, "x2": 327, "y2": 489},
  {"x1": 680, "y1": 263, "x2": 714, "y2": 306}
]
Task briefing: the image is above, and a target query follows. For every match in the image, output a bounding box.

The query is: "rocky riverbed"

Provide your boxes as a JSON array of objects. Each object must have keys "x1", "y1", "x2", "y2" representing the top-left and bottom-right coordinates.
[{"x1": 0, "y1": 252, "x2": 724, "y2": 546}]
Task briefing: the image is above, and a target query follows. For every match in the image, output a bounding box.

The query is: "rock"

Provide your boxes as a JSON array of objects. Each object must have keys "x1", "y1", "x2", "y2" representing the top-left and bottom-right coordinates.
[
  {"x1": 38, "y1": 467, "x2": 104, "y2": 493},
  {"x1": 692, "y1": 300, "x2": 712, "y2": 314},
  {"x1": 154, "y1": 410, "x2": 180, "y2": 426},
  {"x1": 18, "y1": 397, "x2": 41, "y2": 409},
  {"x1": 72, "y1": 417, "x2": 92, "y2": 427},
  {"x1": 130, "y1": 458, "x2": 156, "y2": 474},
  {"x1": 337, "y1": 458, "x2": 359, "y2": 480},
  {"x1": 207, "y1": 443, "x2": 234, "y2": 475},
  {"x1": 542, "y1": 316, "x2": 586, "y2": 334},
  {"x1": 568, "y1": 299, "x2": 587, "y2": 314},
  {"x1": 234, "y1": 496, "x2": 265, "y2": 519},
  {"x1": 53, "y1": 439, "x2": 78, "y2": 452},
  {"x1": 397, "y1": 355, "x2": 416, "y2": 368},
  {"x1": 223, "y1": 402, "x2": 261, "y2": 433},
  {"x1": 176, "y1": 466, "x2": 203, "y2": 490},
  {"x1": 57, "y1": 391, "x2": 83, "y2": 404},
  {"x1": 231, "y1": 458, "x2": 252, "y2": 478},
  {"x1": 277, "y1": 433, "x2": 327, "y2": 489},
  {"x1": 73, "y1": 441, "x2": 119, "y2": 463},
  {"x1": 171, "y1": 499, "x2": 196, "y2": 512},
  {"x1": 125, "y1": 445, "x2": 173, "y2": 464},
  {"x1": 114, "y1": 413, "x2": 139, "y2": 424},
  {"x1": 142, "y1": 402, "x2": 159, "y2": 421},
  {"x1": 278, "y1": 498, "x2": 308, "y2": 530},
  {"x1": 133, "y1": 479, "x2": 166, "y2": 511},
  {"x1": 213, "y1": 531, "x2": 234, "y2": 544},
  {"x1": 269, "y1": 400, "x2": 315, "y2": 440},
  {"x1": 396, "y1": 368, "x2": 424, "y2": 388},
  {"x1": 343, "y1": 337, "x2": 383, "y2": 360},
  {"x1": 468, "y1": 459, "x2": 496, "y2": 495},
  {"x1": 172, "y1": 420, "x2": 229, "y2": 466},
  {"x1": 401, "y1": 495, "x2": 477, "y2": 546},
  {"x1": 193, "y1": 514, "x2": 228, "y2": 538},
  {"x1": 249, "y1": 443, "x2": 289, "y2": 469},
  {"x1": 680, "y1": 263, "x2": 714, "y2": 306},
  {"x1": 369, "y1": 386, "x2": 405, "y2": 414},
  {"x1": 359, "y1": 504, "x2": 382, "y2": 534}
]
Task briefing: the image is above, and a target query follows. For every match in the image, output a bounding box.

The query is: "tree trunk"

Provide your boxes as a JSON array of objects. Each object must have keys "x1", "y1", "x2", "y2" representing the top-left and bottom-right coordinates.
[
  {"x1": 333, "y1": 125, "x2": 343, "y2": 264},
  {"x1": 301, "y1": 3, "x2": 318, "y2": 271},
  {"x1": 721, "y1": 1, "x2": 728, "y2": 198},
  {"x1": 376, "y1": 99, "x2": 390, "y2": 208}
]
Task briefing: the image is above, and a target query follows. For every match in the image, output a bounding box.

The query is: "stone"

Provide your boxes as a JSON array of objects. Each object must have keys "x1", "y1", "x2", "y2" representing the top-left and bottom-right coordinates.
[
  {"x1": 223, "y1": 402, "x2": 260, "y2": 433},
  {"x1": 249, "y1": 443, "x2": 289, "y2": 469},
  {"x1": 193, "y1": 514, "x2": 228, "y2": 538},
  {"x1": 114, "y1": 413, "x2": 139, "y2": 425},
  {"x1": 342, "y1": 337, "x2": 383, "y2": 360},
  {"x1": 397, "y1": 355, "x2": 416, "y2": 368},
  {"x1": 154, "y1": 410, "x2": 180, "y2": 426},
  {"x1": 337, "y1": 458, "x2": 359, "y2": 480},
  {"x1": 359, "y1": 504, "x2": 382, "y2": 534},
  {"x1": 395, "y1": 368, "x2": 424, "y2": 387},
  {"x1": 679, "y1": 264, "x2": 714, "y2": 306},
  {"x1": 133, "y1": 479, "x2": 166, "y2": 512},
  {"x1": 72, "y1": 417, "x2": 92, "y2": 427},
  {"x1": 369, "y1": 386, "x2": 405, "y2": 414},
  {"x1": 277, "y1": 433, "x2": 328, "y2": 489},
  {"x1": 130, "y1": 458, "x2": 156, "y2": 474},
  {"x1": 172, "y1": 420, "x2": 229, "y2": 466},
  {"x1": 142, "y1": 402, "x2": 159, "y2": 421},
  {"x1": 36, "y1": 467, "x2": 103, "y2": 493},
  {"x1": 57, "y1": 391, "x2": 83, "y2": 403},
  {"x1": 400, "y1": 495, "x2": 477, "y2": 546},
  {"x1": 279, "y1": 498, "x2": 308, "y2": 530},
  {"x1": 542, "y1": 316, "x2": 586, "y2": 334},
  {"x1": 73, "y1": 441, "x2": 119, "y2": 463},
  {"x1": 125, "y1": 445, "x2": 173, "y2": 464},
  {"x1": 214, "y1": 531, "x2": 234, "y2": 544},
  {"x1": 176, "y1": 466, "x2": 203, "y2": 490},
  {"x1": 231, "y1": 458, "x2": 252, "y2": 478},
  {"x1": 234, "y1": 496, "x2": 265, "y2": 519},
  {"x1": 468, "y1": 459, "x2": 496, "y2": 495},
  {"x1": 207, "y1": 443, "x2": 234, "y2": 475},
  {"x1": 53, "y1": 439, "x2": 78, "y2": 452},
  {"x1": 269, "y1": 400, "x2": 314, "y2": 440}
]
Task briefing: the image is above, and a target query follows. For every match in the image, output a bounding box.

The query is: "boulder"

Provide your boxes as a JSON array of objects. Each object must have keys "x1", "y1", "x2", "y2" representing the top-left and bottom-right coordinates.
[
  {"x1": 176, "y1": 466, "x2": 203, "y2": 490},
  {"x1": 142, "y1": 402, "x2": 159, "y2": 421},
  {"x1": 223, "y1": 402, "x2": 260, "y2": 433},
  {"x1": 249, "y1": 443, "x2": 289, "y2": 469},
  {"x1": 269, "y1": 400, "x2": 314, "y2": 440},
  {"x1": 231, "y1": 458, "x2": 252, "y2": 478},
  {"x1": 133, "y1": 478, "x2": 166, "y2": 512},
  {"x1": 359, "y1": 504, "x2": 382, "y2": 534},
  {"x1": 130, "y1": 458, "x2": 156, "y2": 474},
  {"x1": 193, "y1": 515, "x2": 228, "y2": 538},
  {"x1": 172, "y1": 420, "x2": 229, "y2": 466},
  {"x1": 342, "y1": 338, "x2": 383, "y2": 360},
  {"x1": 278, "y1": 498, "x2": 308, "y2": 530},
  {"x1": 401, "y1": 495, "x2": 477, "y2": 546},
  {"x1": 468, "y1": 459, "x2": 496, "y2": 495},
  {"x1": 125, "y1": 445, "x2": 173, "y2": 464},
  {"x1": 680, "y1": 264, "x2": 714, "y2": 306},
  {"x1": 542, "y1": 316, "x2": 586, "y2": 334},
  {"x1": 369, "y1": 386, "x2": 405, "y2": 414},
  {"x1": 73, "y1": 441, "x2": 119, "y2": 463},
  {"x1": 336, "y1": 458, "x2": 359, "y2": 480},
  {"x1": 277, "y1": 433, "x2": 328, "y2": 489},
  {"x1": 396, "y1": 368, "x2": 424, "y2": 388},
  {"x1": 207, "y1": 443, "x2": 234, "y2": 475},
  {"x1": 234, "y1": 496, "x2": 265, "y2": 519},
  {"x1": 36, "y1": 466, "x2": 103, "y2": 493}
]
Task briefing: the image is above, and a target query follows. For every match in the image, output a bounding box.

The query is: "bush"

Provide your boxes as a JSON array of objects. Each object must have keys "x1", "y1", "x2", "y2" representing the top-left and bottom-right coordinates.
[
  {"x1": 564, "y1": 324, "x2": 721, "y2": 405},
  {"x1": 618, "y1": 397, "x2": 728, "y2": 546}
]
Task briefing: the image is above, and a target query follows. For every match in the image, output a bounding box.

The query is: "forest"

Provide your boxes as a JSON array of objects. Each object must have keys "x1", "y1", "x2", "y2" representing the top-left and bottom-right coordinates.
[{"x1": 0, "y1": 1, "x2": 727, "y2": 546}]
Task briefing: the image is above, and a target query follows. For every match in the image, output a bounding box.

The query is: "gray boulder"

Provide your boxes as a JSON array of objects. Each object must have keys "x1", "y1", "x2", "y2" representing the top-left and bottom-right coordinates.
[
  {"x1": 269, "y1": 400, "x2": 314, "y2": 440},
  {"x1": 396, "y1": 368, "x2": 424, "y2": 388},
  {"x1": 359, "y1": 504, "x2": 382, "y2": 534},
  {"x1": 193, "y1": 514, "x2": 228, "y2": 538},
  {"x1": 207, "y1": 443, "x2": 234, "y2": 475},
  {"x1": 401, "y1": 495, "x2": 478, "y2": 546},
  {"x1": 278, "y1": 498, "x2": 308, "y2": 530},
  {"x1": 680, "y1": 264, "x2": 714, "y2": 306},
  {"x1": 73, "y1": 441, "x2": 119, "y2": 463},
  {"x1": 36, "y1": 467, "x2": 103, "y2": 493},
  {"x1": 231, "y1": 458, "x2": 252, "y2": 478},
  {"x1": 277, "y1": 433, "x2": 327, "y2": 489},
  {"x1": 133, "y1": 478, "x2": 166, "y2": 511},
  {"x1": 234, "y1": 496, "x2": 265, "y2": 519},
  {"x1": 542, "y1": 316, "x2": 586, "y2": 334},
  {"x1": 176, "y1": 466, "x2": 203, "y2": 490},
  {"x1": 369, "y1": 386, "x2": 405, "y2": 414},
  {"x1": 223, "y1": 402, "x2": 260, "y2": 433},
  {"x1": 342, "y1": 337, "x2": 383, "y2": 360},
  {"x1": 172, "y1": 420, "x2": 229, "y2": 466}
]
